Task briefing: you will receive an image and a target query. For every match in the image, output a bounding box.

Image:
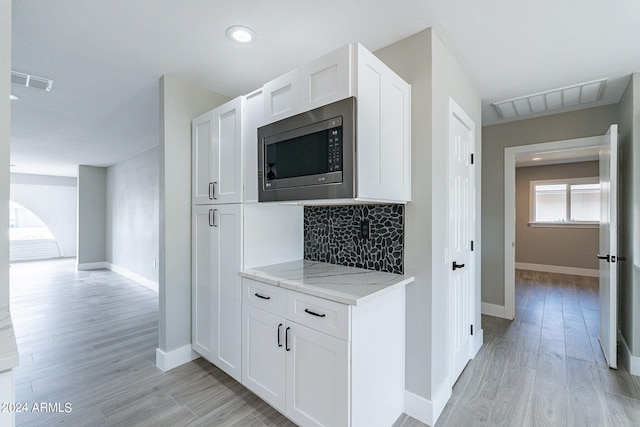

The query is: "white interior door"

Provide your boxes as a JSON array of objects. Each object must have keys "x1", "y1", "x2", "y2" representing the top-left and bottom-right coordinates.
[
  {"x1": 448, "y1": 99, "x2": 475, "y2": 382},
  {"x1": 598, "y1": 124, "x2": 618, "y2": 369}
]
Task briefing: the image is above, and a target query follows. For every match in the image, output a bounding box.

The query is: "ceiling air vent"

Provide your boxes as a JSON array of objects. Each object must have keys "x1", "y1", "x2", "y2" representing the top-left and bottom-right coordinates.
[
  {"x1": 492, "y1": 78, "x2": 607, "y2": 119},
  {"x1": 11, "y1": 70, "x2": 54, "y2": 92}
]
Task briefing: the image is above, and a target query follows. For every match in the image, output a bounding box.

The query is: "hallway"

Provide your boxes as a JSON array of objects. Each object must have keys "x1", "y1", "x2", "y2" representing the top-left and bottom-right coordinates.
[{"x1": 428, "y1": 270, "x2": 640, "y2": 426}]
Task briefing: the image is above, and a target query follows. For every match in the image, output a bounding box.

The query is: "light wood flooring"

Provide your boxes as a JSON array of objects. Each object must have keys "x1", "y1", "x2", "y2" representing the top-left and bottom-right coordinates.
[
  {"x1": 10, "y1": 258, "x2": 299, "y2": 426},
  {"x1": 10, "y1": 261, "x2": 640, "y2": 426},
  {"x1": 396, "y1": 269, "x2": 640, "y2": 427}
]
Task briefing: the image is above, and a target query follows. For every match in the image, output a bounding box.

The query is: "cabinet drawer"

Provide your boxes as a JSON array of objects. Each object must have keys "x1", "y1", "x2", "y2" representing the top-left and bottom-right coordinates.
[
  {"x1": 242, "y1": 279, "x2": 287, "y2": 317},
  {"x1": 286, "y1": 291, "x2": 350, "y2": 341}
]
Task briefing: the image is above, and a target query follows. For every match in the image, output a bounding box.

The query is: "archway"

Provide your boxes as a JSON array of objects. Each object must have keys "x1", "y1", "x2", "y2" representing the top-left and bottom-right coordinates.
[{"x1": 9, "y1": 201, "x2": 61, "y2": 261}]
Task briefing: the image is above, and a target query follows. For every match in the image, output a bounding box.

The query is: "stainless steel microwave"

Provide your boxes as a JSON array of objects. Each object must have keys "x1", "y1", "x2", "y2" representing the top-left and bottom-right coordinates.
[{"x1": 258, "y1": 97, "x2": 356, "y2": 202}]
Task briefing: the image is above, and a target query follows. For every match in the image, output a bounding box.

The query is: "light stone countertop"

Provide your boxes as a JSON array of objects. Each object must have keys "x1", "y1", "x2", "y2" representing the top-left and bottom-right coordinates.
[
  {"x1": 239, "y1": 260, "x2": 414, "y2": 305},
  {"x1": 0, "y1": 306, "x2": 18, "y2": 372}
]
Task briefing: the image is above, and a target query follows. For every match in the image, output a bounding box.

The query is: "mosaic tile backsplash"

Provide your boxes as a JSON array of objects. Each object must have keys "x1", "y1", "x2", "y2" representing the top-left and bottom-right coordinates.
[{"x1": 303, "y1": 204, "x2": 404, "y2": 274}]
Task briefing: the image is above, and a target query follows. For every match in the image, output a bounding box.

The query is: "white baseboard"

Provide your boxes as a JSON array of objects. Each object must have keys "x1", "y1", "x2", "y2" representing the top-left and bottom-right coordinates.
[
  {"x1": 618, "y1": 331, "x2": 640, "y2": 376},
  {"x1": 404, "y1": 381, "x2": 452, "y2": 427},
  {"x1": 156, "y1": 345, "x2": 200, "y2": 372},
  {"x1": 76, "y1": 261, "x2": 108, "y2": 270},
  {"x1": 515, "y1": 262, "x2": 599, "y2": 278},
  {"x1": 76, "y1": 261, "x2": 158, "y2": 292},
  {"x1": 404, "y1": 390, "x2": 431, "y2": 426},
  {"x1": 481, "y1": 302, "x2": 507, "y2": 319},
  {"x1": 107, "y1": 263, "x2": 158, "y2": 292}
]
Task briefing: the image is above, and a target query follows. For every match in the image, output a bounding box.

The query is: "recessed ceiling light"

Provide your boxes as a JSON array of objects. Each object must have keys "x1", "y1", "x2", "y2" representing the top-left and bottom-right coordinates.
[
  {"x1": 532, "y1": 157, "x2": 542, "y2": 161},
  {"x1": 10, "y1": 94, "x2": 19, "y2": 101},
  {"x1": 226, "y1": 25, "x2": 256, "y2": 43}
]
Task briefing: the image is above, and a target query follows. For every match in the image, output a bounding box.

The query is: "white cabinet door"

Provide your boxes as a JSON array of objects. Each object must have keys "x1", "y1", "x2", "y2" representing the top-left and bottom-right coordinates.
[
  {"x1": 300, "y1": 44, "x2": 352, "y2": 111},
  {"x1": 214, "y1": 97, "x2": 244, "y2": 204},
  {"x1": 244, "y1": 88, "x2": 263, "y2": 203},
  {"x1": 356, "y1": 44, "x2": 411, "y2": 203},
  {"x1": 192, "y1": 98, "x2": 244, "y2": 205},
  {"x1": 192, "y1": 204, "x2": 242, "y2": 382},
  {"x1": 285, "y1": 323, "x2": 349, "y2": 427},
  {"x1": 263, "y1": 68, "x2": 300, "y2": 123},
  {"x1": 192, "y1": 111, "x2": 215, "y2": 205},
  {"x1": 192, "y1": 205, "x2": 215, "y2": 357},
  {"x1": 242, "y1": 304, "x2": 286, "y2": 411}
]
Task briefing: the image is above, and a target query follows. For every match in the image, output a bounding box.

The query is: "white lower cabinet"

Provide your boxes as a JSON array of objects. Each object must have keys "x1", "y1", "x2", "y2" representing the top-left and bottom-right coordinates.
[
  {"x1": 242, "y1": 304, "x2": 286, "y2": 410},
  {"x1": 241, "y1": 278, "x2": 405, "y2": 427},
  {"x1": 285, "y1": 322, "x2": 349, "y2": 427},
  {"x1": 192, "y1": 204, "x2": 242, "y2": 382}
]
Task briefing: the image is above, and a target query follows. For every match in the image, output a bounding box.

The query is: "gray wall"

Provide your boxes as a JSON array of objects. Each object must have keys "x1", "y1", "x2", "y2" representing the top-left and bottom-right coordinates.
[
  {"x1": 376, "y1": 28, "x2": 482, "y2": 404},
  {"x1": 617, "y1": 73, "x2": 640, "y2": 356},
  {"x1": 77, "y1": 165, "x2": 107, "y2": 266},
  {"x1": 106, "y1": 147, "x2": 159, "y2": 283},
  {"x1": 158, "y1": 75, "x2": 230, "y2": 355},
  {"x1": 11, "y1": 173, "x2": 78, "y2": 259},
  {"x1": 482, "y1": 104, "x2": 618, "y2": 306},
  {"x1": 0, "y1": 0, "x2": 9, "y2": 307},
  {"x1": 515, "y1": 162, "x2": 599, "y2": 270}
]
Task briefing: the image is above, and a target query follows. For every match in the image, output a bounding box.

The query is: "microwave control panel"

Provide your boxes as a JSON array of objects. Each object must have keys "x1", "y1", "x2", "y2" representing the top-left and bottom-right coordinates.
[{"x1": 327, "y1": 127, "x2": 342, "y2": 172}]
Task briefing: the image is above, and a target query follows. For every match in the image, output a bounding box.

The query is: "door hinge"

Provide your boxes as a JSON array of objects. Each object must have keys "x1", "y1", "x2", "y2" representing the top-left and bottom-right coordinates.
[
  {"x1": 470, "y1": 153, "x2": 474, "y2": 165},
  {"x1": 471, "y1": 240, "x2": 474, "y2": 251},
  {"x1": 470, "y1": 324, "x2": 474, "y2": 335}
]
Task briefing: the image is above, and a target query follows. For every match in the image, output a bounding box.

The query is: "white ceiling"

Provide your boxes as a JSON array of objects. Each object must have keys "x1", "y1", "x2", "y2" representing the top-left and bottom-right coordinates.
[{"x1": 10, "y1": 0, "x2": 640, "y2": 177}]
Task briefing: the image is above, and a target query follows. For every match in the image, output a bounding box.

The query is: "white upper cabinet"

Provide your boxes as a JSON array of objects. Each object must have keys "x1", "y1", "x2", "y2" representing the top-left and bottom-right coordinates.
[
  {"x1": 263, "y1": 68, "x2": 300, "y2": 123},
  {"x1": 300, "y1": 44, "x2": 352, "y2": 111},
  {"x1": 259, "y1": 43, "x2": 411, "y2": 203},
  {"x1": 192, "y1": 110, "x2": 215, "y2": 205},
  {"x1": 192, "y1": 96, "x2": 244, "y2": 205},
  {"x1": 356, "y1": 45, "x2": 411, "y2": 202}
]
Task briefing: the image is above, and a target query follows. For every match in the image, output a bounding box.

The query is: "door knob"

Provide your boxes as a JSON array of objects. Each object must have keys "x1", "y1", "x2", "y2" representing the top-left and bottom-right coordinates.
[
  {"x1": 596, "y1": 254, "x2": 610, "y2": 262},
  {"x1": 452, "y1": 261, "x2": 465, "y2": 271}
]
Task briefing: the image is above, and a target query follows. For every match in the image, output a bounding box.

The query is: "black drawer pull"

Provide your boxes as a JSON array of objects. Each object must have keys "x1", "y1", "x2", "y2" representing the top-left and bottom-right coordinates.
[
  {"x1": 277, "y1": 323, "x2": 283, "y2": 347},
  {"x1": 304, "y1": 308, "x2": 326, "y2": 318},
  {"x1": 254, "y1": 293, "x2": 271, "y2": 300},
  {"x1": 285, "y1": 327, "x2": 291, "y2": 351}
]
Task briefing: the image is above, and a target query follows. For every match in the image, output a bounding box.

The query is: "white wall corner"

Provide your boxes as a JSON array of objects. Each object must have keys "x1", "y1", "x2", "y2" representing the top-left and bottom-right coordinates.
[
  {"x1": 481, "y1": 302, "x2": 507, "y2": 319},
  {"x1": 76, "y1": 261, "x2": 108, "y2": 271},
  {"x1": 618, "y1": 331, "x2": 640, "y2": 376},
  {"x1": 155, "y1": 345, "x2": 199, "y2": 372},
  {"x1": 404, "y1": 381, "x2": 452, "y2": 427},
  {"x1": 107, "y1": 263, "x2": 159, "y2": 292}
]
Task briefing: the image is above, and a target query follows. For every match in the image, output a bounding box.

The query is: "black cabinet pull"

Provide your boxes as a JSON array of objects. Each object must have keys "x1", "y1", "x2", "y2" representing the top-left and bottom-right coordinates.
[
  {"x1": 254, "y1": 293, "x2": 271, "y2": 300},
  {"x1": 277, "y1": 323, "x2": 283, "y2": 347},
  {"x1": 452, "y1": 261, "x2": 465, "y2": 271},
  {"x1": 596, "y1": 254, "x2": 610, "y2": 262},
  {"x1": 304, "y1": 308, "x2": 326, "y2": 318},
  {"x1": 285, "y1": 327, "x2": 291, "y2": 351}
]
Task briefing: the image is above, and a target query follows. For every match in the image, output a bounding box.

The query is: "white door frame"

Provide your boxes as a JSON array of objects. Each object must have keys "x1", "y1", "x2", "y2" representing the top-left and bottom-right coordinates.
[{"x1": 503, "y1": 135, "x2": 604, "y2": 319}]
